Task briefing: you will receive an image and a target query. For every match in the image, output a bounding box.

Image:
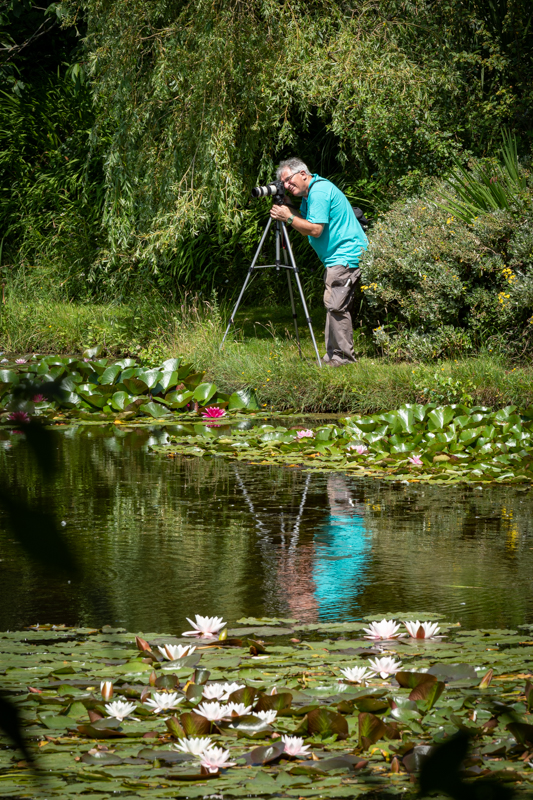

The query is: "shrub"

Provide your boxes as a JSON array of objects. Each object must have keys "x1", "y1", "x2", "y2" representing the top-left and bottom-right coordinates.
[{"x1": 359, "y1": 173, "x2": 533, "y2": 358}]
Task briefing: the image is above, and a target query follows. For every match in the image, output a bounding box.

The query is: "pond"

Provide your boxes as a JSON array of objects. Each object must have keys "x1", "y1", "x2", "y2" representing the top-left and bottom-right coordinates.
[{"x1": 1, "y1": 423, "x2": 533, "y2": 634}]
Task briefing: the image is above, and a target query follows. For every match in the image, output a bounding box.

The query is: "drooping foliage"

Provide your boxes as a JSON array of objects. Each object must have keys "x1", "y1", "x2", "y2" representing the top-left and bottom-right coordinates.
[{"x1": 1, "y1": 0, "x2": 533, "y2": 304}]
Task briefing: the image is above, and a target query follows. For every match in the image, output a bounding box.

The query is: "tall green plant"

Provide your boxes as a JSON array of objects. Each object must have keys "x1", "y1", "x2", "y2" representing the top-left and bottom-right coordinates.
[{"x1": 441, "y1": 130, "x2": 528, "y2": 224}]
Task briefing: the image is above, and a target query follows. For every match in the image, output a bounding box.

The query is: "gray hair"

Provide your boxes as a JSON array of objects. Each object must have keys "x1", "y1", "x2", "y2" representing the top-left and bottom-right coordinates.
[{"x1": 276, "y1": 157, "x2": 311, "y2": 180}]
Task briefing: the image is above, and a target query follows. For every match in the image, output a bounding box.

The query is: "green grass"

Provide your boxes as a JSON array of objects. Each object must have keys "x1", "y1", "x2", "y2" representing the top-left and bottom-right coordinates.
[{"x1": 2, "y1": 294, "x2": 533, "y2": 413}]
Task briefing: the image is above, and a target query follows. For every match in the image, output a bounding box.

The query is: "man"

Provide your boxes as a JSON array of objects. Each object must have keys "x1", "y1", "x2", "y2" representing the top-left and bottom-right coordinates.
[{"x1": 270, "y1": 158, "x2": 368, "y2": 366}]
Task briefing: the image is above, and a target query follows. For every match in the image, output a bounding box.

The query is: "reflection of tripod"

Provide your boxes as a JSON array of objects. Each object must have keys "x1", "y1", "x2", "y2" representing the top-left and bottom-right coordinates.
[{"x1": 220, "y1": 218, "x2": 322, "y2": 367}]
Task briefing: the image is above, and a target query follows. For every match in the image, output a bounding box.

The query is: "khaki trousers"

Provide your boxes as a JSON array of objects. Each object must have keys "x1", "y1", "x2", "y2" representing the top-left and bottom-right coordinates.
[{"x1": 323, "y1": 264, "x2": 361, "y2": 362}]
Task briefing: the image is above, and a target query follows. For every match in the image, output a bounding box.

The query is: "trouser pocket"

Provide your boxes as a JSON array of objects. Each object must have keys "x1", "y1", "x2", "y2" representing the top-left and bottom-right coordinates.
[{"x1": 324, "y1": 266, "x2": 361, "y2": 313}]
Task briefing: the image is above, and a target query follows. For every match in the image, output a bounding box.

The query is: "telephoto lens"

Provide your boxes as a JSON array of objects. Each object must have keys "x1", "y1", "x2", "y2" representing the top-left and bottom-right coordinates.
[{"x1": 251, "y1": 183, "x2": 280, "y2": 198}]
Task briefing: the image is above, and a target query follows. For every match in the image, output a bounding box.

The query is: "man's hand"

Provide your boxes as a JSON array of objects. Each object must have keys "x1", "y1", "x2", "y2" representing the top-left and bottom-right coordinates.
[
  {"x1": 269, "y1": 204, "x2": 324, "y2": 238},
  {"x1": 269, "y1": 204, "x2": 292, "y2": 222}
]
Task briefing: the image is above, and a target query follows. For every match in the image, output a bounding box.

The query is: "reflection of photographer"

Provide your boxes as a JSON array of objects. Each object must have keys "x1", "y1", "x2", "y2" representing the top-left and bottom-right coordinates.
[{"x1": 269, "y1": 158, "x2": 368, "y2": 367}]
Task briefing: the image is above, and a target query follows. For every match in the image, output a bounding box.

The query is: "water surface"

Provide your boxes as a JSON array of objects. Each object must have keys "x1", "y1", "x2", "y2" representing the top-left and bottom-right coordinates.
[{"x1": 1, "y1": 425, "x2": 533, "y2": 633}]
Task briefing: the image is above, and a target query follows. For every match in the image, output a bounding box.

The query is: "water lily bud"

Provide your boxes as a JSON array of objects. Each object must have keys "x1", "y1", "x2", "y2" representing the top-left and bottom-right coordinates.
[{"x1": 100, "y1": 681, "x2": 113, "y2": 701}]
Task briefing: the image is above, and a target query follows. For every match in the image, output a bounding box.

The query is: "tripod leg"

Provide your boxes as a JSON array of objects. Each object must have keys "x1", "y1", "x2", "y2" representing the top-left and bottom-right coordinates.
[
  {"x1": 221, "y1": 218, "x2": 272, "y2": 348},
  {"x1": 281, "y1": 234, "x2": 302, "y2": 357},
  {"x1": 282, "y1": 223, "x2": 322, "y2": 367}
]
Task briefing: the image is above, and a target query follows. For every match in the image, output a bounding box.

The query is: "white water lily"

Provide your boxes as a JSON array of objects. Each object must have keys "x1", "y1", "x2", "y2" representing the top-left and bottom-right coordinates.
[
  {"x1": 158, "y1": 643, "x2": 196, "y2": 661},
  {"x1": 220, "y1": 682, "x2": 245, "y2": 700},
  {"x1": 403, "y1": 620, "x2": 441, "y2": 639},
  {"x1": 144, "y1": 692, "x2": 185, "y2": 713},
  {"x1": 174, "y1": 737, "x2": 212, "y2": 755},
  {"x1": 281, "y1": 735, "x2": 311, "y2": 757},
  {"x1": 368, "y1": 656, "x2": 403, "y2": 678},
  {"x1": 182, "y1": 615, "x2": 226, "y2": 638},
  {"x1": 254, "y1": 709, "x2": 277, "y2": 724},
  {"x1": 195, "y1": 701, "x2": 229, "y2": 721},
  {"x1": 100, "y1": 680, "x2": 113, "y2": 701},
  {"x1": 200, "y1": 746, "x2": 236, "y2": 773},
  {"x1": 340, "y1": 666, "x2": 373, "y2": 684},
  {"x1": 202, "y1": 684, "x2": 226, "y2": 700},
  {"x1": 225, "y1": 702, "x2": 253, "y2": 717},
  {"x1": 363, "y1": 619, "x2": 404, "y2": 640},
  {"x1": 105, "y1": 700, "x2": 136, "y2": 721}
]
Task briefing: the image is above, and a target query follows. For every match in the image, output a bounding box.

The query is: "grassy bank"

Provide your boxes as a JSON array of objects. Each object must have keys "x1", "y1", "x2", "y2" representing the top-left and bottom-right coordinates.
[{"x1": 2, "y1": 296, "x2": 533, "y2": 413}]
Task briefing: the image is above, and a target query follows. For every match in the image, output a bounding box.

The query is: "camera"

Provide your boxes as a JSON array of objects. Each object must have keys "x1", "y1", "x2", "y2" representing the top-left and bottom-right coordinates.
[{"x1": 251, "y1": 179, "x2": 285, "y2": 205}]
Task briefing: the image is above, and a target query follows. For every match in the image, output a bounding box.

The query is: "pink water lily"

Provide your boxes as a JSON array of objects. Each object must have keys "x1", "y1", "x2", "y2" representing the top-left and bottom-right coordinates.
[
  {"x1": 368, "y1": 656, "x2": 403, "y2": 678},
  {"x1": 182, "y1": 614, "x2": 226, "y2": 638},
  {"x1": 32, "y1": 394, "x2": 46, "y2": 403},
  {"x1": 7, "y1": 411, "x2": 30, "y2": 424},
  {"x1": 408, "y1": 454, "x2": 423, "y2": 466},
  {"x1": 404, "y1": 620, "x2": 442, "y2": 639},
  {"x1": 296, "y1": 429, "x2": 314, "y2": 439},
  {"x1": 15, "y1": 358, "x2": 27, "y2": 364},
  {"x1": 363, "y1": 619, "x2": 404, "y2": 640},
  {"x1": 200, "y1": 746, "x2": 236, "y2": 773},
  {"x1": 281, "y1": 735, "x2": 311, "y2": 757},
  {"x1": 349, "y1": 444, "x2": 368, "y2": 454},
  {"x1": 202, "y1": 407, "x2": 226, "y2": 419}
]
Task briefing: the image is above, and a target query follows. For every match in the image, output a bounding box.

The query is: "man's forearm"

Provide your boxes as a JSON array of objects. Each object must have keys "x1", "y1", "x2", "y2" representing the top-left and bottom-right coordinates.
[{"x1": 289, "y1": 212, "x2": 323, "y2": 238}]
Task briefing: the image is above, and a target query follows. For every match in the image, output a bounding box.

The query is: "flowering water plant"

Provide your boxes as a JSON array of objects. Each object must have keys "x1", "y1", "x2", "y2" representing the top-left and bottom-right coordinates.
[
  {"x1": 157, "y1": 643, "x2": 196, "y2": 661},
  {"x1": 105, "y1": 700, "x2": 136, "y2": 721},
  {"x1": 202, "y1": 407, "x2": 226, "y2": 419},
  {"x1": 363, "y1": 619, "x2": 404, "y2": 640},
  {"x1": 200, "y1": 746, "x2": 236, "y2": 773},
  {"x1": 295, "y1": 429, "x2": 314, "y2": 439},
  {"x1": 144, "y1": 692, "x2": 184, "y2": 713},
  {"x1": 174, "y1": 737, "x2": 213, "y2": 755},
  {"x1": 182, "y1": 614, "x2": 226, "y2": 638},
  {"x1": 368, "y1": 656, "x2": 403, "y2": 678},
  {"x1": 404, "y1": 620, "x2": 442, "y2": 639},
  {"x1": 281, "y1": 735, "x2": 311, "y2": 757},
  {"x1": 339, "y1": 666, "x2": 373, "y2": 684}
]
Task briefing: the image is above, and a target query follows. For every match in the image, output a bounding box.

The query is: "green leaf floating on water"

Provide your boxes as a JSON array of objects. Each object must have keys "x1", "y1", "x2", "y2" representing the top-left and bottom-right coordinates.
[
  {"x1": 153, "y1": 402, "x2": 533, "y2": 485},
  {"x1": 1, "y1": 619, "x2": 533, "y2": 796}
]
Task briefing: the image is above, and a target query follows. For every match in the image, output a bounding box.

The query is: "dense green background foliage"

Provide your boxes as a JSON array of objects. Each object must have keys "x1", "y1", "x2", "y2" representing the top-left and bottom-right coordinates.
[{"x1": 1, "y1": 0, "x2": 532, "y2": 350}]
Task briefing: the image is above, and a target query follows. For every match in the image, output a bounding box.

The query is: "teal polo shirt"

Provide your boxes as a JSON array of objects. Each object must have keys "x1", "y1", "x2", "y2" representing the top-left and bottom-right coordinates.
[{"x1": 299, "y1": 175, "x2": 368, "y2": 268}]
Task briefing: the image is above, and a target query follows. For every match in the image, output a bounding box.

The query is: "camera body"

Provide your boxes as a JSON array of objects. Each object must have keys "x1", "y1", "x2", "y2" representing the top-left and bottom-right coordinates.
[{"x1": 251, "y1": 179, "x2": 285, "y2": 206}]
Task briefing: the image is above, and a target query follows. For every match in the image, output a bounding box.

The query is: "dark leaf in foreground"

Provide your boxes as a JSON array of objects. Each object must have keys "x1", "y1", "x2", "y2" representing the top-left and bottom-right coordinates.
[
  {"x1": 0, "y1": 484, "x2": 78, "y2": 576},
  {"x1": 0, "y1": 693, "x2": 34, "y2": 766},
  {"x1": 506, "y1": 721, "x2": 533, "y2": 747},
  {"x1": 19, "y1": 421, "x2": 58, "y2": 479},
  {"x1": 419, "y1": 731, "x2": 515, "y2": 799}
]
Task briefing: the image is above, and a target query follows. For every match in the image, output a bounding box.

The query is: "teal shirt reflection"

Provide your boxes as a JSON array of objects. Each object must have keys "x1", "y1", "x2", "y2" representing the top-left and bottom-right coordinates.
[{"x1": 312, "y1": 476, "x2": 370, "y2": 619}]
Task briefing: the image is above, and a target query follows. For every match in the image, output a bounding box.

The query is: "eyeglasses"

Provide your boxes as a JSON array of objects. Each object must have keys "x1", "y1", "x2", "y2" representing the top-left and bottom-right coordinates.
[{"x1": 281, "y1": 170, "x2": 302, "y2": 186}]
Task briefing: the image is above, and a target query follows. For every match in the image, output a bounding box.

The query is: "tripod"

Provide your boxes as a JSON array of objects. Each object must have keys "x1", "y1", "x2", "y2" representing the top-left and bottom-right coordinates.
[{"x1": 220, "y1": 218, "x2": 322, "y2": 367}]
